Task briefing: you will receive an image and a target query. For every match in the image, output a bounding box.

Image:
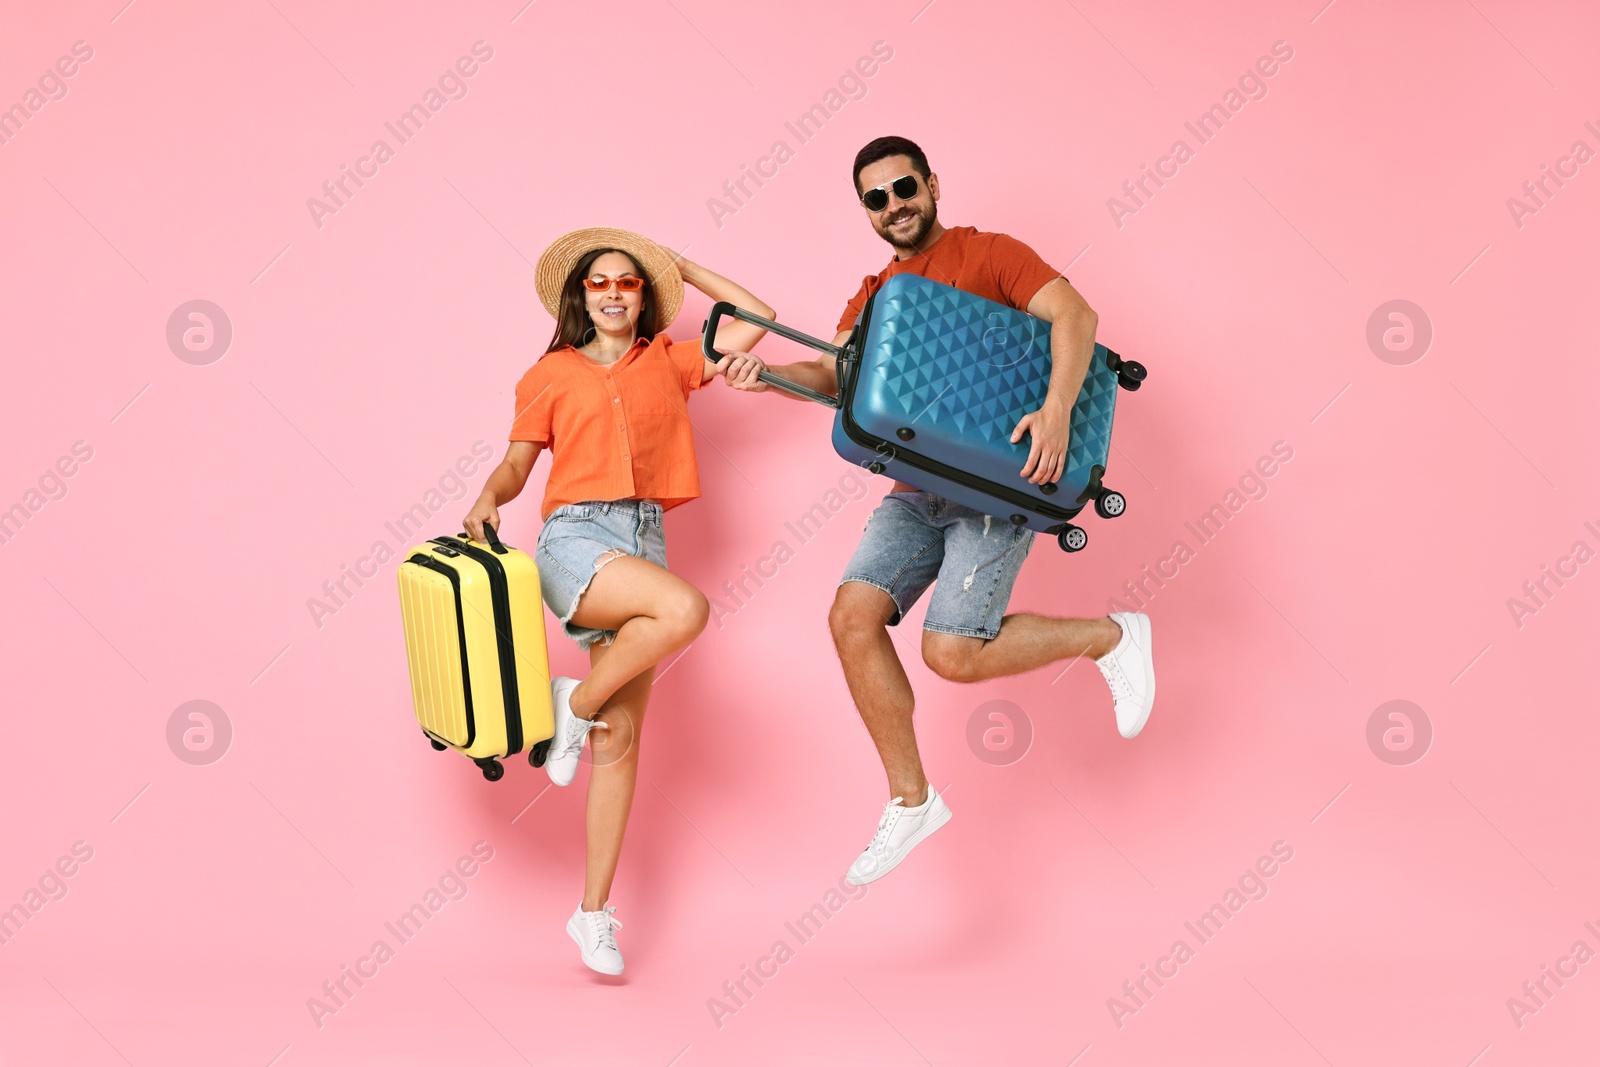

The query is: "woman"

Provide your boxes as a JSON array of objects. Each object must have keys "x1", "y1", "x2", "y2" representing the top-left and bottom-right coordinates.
[{"x1": 464, "y1": 227, "x2": 770, "y2": 976}]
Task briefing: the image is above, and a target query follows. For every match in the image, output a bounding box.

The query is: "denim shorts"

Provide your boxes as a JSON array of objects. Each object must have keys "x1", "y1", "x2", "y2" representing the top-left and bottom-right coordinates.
[
  {"x1": 535, "y1": 499, "x2": 667, "y2": 651},
  {"x1": 840, "y1": 491, "x2": 1035, "y2": 640}
]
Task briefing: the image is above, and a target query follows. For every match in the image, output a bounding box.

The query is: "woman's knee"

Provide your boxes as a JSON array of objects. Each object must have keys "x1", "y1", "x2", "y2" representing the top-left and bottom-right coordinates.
[{"x1": 663, "y1": 584, "x2": 709, "y2": 640}]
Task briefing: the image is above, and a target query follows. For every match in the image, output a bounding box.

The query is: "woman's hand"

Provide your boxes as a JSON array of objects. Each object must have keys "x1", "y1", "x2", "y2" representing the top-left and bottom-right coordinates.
[
  {"x1": 675, "y1": 256, "x2": 702, "y2": 290},
  {"x1": 463, "y1": 493, "x2": 501, "y2": 543},
  {"x1": 720, "y1": 352, "x2": 770, "y2": 392}
]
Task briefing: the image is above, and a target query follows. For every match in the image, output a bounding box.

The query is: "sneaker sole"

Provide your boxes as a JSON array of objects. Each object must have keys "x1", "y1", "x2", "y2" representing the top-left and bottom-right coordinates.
[
  {"x1": 567, "y1": 917, "x2": 624, "y2": 976},
  {"x1": 845, "y1": 800, "x2": 952, "y2": 886},
  {"x1": 546, "y1": 754, "x2": 580, "y2": 787},
  {"x1": 1118, "y1": 614, "x2": 1156, "y2": 739}
]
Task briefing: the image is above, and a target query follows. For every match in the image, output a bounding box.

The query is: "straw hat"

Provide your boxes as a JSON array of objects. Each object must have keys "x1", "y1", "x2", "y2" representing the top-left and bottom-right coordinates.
[{"x1": 535, "y1": 227, "x2": 684, "y2": 329}]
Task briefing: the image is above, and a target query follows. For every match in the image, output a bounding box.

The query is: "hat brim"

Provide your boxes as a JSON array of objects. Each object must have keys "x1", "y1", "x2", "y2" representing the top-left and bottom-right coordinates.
[{"x1": 535, "y1": 227, "x2": 685, "y2": 331}]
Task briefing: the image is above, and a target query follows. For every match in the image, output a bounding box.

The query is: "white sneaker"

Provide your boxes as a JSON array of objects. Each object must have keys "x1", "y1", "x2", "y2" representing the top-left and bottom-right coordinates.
[
  {"x1": 566, "y1": 903, "x2": 624, "y2": 975},
  {"x1": 845, "y1": 788, "x2": 952, "y2": 886},
  {"x1": 1096, "y1": 612, "x2": 1155, "y2": 738},
  {"x1": 546, "y1": 677, "x2": 606, "y2": 787}
]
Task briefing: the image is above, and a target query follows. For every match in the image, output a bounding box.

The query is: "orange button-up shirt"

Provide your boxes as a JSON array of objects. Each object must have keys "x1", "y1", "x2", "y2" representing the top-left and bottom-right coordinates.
[{"x1": 509, "y1": 333, "x2": 709, "y2": 521}]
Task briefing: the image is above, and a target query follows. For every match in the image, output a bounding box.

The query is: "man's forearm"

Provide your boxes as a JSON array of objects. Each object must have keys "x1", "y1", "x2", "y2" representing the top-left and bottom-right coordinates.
[
  {"x1": 763, "y1": 359, "x2": 837, "y2": 400},
  {"x1": 1045, "y1": 305, "x2": 1098, "y2": 412}
]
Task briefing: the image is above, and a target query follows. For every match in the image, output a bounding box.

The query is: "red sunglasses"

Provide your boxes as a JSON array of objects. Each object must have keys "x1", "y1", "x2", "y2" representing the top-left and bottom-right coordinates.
[{"x1": 582, "y1": 275, "x2": 647, "y2": 292}]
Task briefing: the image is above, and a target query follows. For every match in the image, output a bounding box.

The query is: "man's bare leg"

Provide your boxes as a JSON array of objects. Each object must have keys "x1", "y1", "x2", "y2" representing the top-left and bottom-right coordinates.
[
  {"x1": 828, "y1": 581, "x2": 929, "y2": 807},
  {"x1": 921, "y1": 611, "x2": 1157, "y2": 739},
  {"x1": 921, "y1": 613, "x2": 1122, "y2": 684}
]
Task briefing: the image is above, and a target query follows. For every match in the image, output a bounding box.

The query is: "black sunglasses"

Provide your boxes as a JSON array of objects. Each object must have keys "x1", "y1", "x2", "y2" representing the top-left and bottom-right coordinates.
[{"x1": 860, "y1": 174, "x2": 920, "y2": 212}]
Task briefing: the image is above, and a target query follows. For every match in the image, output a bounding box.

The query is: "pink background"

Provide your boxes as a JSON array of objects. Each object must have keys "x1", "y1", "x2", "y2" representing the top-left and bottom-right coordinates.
[{"x1": 3, "y1": 1, "x2": 1597, "y2": 1064}]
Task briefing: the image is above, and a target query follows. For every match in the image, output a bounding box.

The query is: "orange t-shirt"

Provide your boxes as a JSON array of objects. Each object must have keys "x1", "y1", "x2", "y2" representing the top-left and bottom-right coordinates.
[
  {"x1": 835, "y1": 225, "x2": 1064, "y2": 334},
  {"x1": 509, "y1": 333, "x2": 709, "y2": 521}
]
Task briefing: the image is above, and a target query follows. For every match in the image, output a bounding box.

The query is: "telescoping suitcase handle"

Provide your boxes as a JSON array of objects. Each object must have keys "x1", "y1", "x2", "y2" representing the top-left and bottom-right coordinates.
[{"x1": 703, "y1": 301, "x2": 844, "y2": 409}]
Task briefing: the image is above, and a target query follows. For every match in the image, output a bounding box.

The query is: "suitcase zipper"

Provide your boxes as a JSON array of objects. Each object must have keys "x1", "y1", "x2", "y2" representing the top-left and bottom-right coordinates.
[
  {"x1": 430, "y1": 536, "x2": 523, "y2": 755},
  {"x1": 840, "y1": 406, "x2": 1081, "y2": 523},
  {"x1": 405, "y1": 554, "x2": 477, "y2": 748}
]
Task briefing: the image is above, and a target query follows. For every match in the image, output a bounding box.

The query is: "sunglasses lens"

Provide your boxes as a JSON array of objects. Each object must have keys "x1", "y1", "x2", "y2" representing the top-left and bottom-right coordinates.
[
  {"x1": 616, "y1": 277, "x2": 645, "y2": 291},
  {"x1": 862, "y1": 189, "x2": 889, "y2": 211},
  {"x1": 893, "y1": 175, "x2": 919, "y2": 200}
]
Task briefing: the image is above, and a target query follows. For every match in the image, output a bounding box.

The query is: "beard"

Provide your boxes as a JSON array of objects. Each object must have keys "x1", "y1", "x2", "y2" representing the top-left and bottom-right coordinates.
[{"x1": 876, "y1": 202, "x2": 936, "y2": 249}]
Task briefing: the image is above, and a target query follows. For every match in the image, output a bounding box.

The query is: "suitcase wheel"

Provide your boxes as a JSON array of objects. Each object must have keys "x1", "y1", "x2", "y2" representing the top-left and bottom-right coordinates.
[
  {"x1": 1117, "y1": 361, "x2": 1147, "y2": 391},
  {"x1": 1057, "y1": 525, "x2": 1088, "y2": 552},
  {"x1": 1094, "y1": 489, "x2": 1126, "y2": 519},
  {"x1": 529, "y1": 739, "x2": 552, "y2": 768},
  {"x1": 476, "y1": 758, "x2": 505, "y2": 782},
  {"x1": 429, "y1": 737, "x2": 448, "y2": 751}
]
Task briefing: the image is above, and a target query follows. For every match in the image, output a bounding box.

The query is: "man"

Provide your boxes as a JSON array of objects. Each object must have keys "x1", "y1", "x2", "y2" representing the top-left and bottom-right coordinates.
[{"x1": 724, "y1": 136, "x2": 1156, "y2": 886}]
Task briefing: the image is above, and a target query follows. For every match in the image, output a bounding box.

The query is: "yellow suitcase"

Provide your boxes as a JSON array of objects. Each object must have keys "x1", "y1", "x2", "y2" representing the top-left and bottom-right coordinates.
[{"x1": 397, "y1": 522, "x2": 554, "y2": 781}]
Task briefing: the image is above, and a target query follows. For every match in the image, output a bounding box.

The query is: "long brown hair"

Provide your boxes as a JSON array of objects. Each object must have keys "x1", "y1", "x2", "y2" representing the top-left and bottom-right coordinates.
[{"x1": 544, "y1": 248, "x2": 659, "y2": 354}]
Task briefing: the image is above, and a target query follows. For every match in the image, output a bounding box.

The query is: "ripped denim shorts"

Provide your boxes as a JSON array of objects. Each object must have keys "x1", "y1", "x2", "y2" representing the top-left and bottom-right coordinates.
[
  {"x1": 839, "y1": 490, "x2": 1034, "y2": 641},
  {"x1": 534, "y1": 499, "x2": 667, "y2": 651}
]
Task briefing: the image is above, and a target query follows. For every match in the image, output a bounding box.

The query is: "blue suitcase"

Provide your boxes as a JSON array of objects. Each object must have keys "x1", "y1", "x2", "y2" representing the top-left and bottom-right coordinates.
[{"x1": 703, "y1": 273, "x2": 1147, "y2": 552}]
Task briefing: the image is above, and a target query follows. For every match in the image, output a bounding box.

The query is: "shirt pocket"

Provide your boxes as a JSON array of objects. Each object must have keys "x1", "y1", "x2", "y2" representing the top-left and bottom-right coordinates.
[
  {"x1": 637, "y1": 359, "x2": 691, "y2": 407},
  {"x1": 626, "y1": 361, "x2": 692, "y2": 435}
]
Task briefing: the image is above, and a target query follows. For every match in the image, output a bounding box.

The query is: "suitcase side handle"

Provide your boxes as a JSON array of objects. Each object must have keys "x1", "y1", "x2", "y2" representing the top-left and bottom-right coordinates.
[{"x1": 703, "y1": 302, "x2": 842, "y2": 409}]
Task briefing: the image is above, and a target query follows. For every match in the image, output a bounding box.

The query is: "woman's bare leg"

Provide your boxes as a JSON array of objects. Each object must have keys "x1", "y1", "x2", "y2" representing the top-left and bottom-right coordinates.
[
  {"x1": 581, "y1": 638, "x2": 655, "y2": 911},
  {"x1": 554, "y1": 553, "x2": 706, "y2": 907},
  {"x1": 563, "y1": 554, "x2": 708, "y2": 718}
]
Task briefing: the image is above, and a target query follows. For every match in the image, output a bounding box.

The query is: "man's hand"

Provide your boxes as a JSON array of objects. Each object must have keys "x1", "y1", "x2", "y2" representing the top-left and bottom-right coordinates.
[
  {"x1": 719, "y1": 351, "x2": 771, "y2": 392},
  {"x1": 1011, "y1": 397, "x2": 1072, "y2": 485}
]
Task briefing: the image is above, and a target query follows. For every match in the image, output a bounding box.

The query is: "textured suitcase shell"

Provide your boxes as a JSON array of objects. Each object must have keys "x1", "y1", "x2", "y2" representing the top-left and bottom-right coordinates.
[
  {"x1": 831, "y1": 272, "x2": 1121, "y2": 532},
  {"x1": 397, "y1": 533, "x2": 553, "y2": 778}
]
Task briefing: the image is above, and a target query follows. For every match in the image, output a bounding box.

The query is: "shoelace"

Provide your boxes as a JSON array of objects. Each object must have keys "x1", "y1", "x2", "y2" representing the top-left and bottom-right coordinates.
[
  {"x1": 558, "y1": 715, "x2": 607, "y2": 756},
  {"x1": 587, "y1": 905, "x2": 622, "y2": 951},
  {"x1": 866, "y1": 797, "x2": 906, "y2": 855},
  {"x1": 1098, "y1": 656, "x2": 1135, "y2": 705}
]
